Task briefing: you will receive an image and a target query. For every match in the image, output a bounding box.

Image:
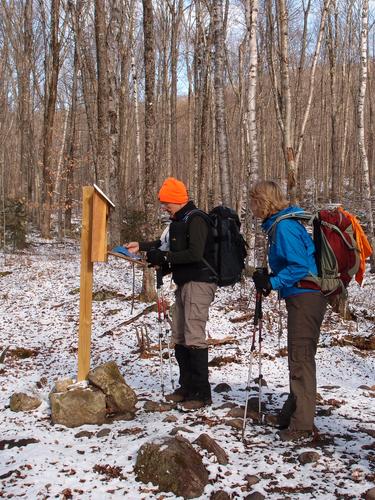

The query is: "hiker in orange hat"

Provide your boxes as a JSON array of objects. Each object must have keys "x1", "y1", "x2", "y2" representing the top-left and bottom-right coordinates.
[{"x1": 125, "y1": 177, "x2": 217, "y2": 409}]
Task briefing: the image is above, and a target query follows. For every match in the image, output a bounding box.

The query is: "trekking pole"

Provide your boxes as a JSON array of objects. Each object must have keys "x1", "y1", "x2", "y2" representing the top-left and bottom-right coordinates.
[
  {"x1": 255, "y1": 266, "x2": 269, "y2": 425},
  {"x1": 257, "y1": 290, "x2": 264, "y2": 423},
  {"x1": 156, "y1": 269, "x2": 165, "y2": 396},
  {"x1": 242, "y1": 286, "x2": 262, "y2": 441},
  {"x1": 160, "y1": 286, "x2": 175, "y2": 391},
  {"x1": 277, "y1": 292, "x2": 282, "y2": 351}
]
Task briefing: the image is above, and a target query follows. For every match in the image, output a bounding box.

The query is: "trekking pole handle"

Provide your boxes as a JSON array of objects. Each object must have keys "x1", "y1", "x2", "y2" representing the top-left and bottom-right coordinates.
[
  {"x1": 156, "y1": 268, "x2": 163, "y2": 289},
  {"x1": 254, "y1": 290, "x2": 262, "y2": 326},
  {"x1": 254, "y1": 266, "x2": 268, "y2": 325}
]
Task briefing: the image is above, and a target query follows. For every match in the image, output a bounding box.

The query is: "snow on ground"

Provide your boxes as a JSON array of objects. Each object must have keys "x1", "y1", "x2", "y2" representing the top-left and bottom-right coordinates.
[{"x1": 0, "y1": 239, "x2": 374, "y2": 499}]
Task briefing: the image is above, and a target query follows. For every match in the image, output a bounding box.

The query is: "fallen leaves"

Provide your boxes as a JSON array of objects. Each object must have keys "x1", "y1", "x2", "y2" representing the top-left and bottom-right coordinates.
[{"x1": 93, "y1": 464, "x2": 125, "y2": 480}]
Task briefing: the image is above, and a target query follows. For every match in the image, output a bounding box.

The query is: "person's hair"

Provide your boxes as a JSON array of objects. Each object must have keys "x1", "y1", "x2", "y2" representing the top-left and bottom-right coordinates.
[{"x1": 249, "y1": 180, "x2": 289, "y2": 219}]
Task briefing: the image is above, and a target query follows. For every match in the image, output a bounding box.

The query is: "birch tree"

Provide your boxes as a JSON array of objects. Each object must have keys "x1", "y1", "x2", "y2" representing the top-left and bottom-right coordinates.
[
  {"x1": 357, "y1": 0, "x2": 375, "y2": 270},
  {"x1": 243, "y1": 0, "x2": 259, "y2": 246}
]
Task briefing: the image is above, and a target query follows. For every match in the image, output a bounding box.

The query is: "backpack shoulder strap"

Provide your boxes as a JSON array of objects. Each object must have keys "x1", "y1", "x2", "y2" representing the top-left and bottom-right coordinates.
[
  {"x1": 182, "y1": 209, "x2": 212, "y2": 226},
  {"x1": 266, "y1": 212, "x2": 313, "y2": 239}
]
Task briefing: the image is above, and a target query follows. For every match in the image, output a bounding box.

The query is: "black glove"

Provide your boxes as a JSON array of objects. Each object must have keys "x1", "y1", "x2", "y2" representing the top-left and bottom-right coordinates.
[
  {"x1": 252, "y1": 269, "x2": 272, "y2": 292},
  {"x1": 146, "y1": 248, "x2": 168, "y2": 267}
]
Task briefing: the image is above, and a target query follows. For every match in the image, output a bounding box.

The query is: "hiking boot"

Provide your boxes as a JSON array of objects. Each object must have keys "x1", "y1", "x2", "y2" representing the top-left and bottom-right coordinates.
[
  {"x1": 277, "y1": 412, "x2": 291, "y2": 430},
  {"x1": 277, "y1": 394, "x2": 296, "y2": 429},
  {"x1": 277, "y1": 428, "x2": 313, "y2": 442},
  {"x1": 165, "y1": 387, "x2": 188, "y2": 403},
  {"x1": 179, "y1": 394, "x2": 212, "y2": 410}
]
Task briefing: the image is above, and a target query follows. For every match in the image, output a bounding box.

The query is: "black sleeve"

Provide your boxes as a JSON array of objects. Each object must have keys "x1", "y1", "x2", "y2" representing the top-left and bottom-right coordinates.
[
  {"x1": 167, "y1": 216, "x2": 208, "y2": 265},
  {"x1": 139, "y1": 239, "x2": 162, "y2": 252}
]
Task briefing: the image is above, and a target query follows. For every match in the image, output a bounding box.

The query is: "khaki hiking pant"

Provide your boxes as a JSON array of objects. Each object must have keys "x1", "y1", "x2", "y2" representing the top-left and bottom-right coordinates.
[
  {"x1": 285, "y1": 293, "x2": 328, "y2": 431},
  {"x1": 172, "y1": 281, "x2": 217, "y2": 348}
]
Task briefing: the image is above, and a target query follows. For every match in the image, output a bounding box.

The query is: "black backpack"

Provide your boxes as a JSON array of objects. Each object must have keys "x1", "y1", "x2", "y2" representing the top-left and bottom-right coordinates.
[{"x1": 185, "y1": 206, "x2": 248, "y2": 287}]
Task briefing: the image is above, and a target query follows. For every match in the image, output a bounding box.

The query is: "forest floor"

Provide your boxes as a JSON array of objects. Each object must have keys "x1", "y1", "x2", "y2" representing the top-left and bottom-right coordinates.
[{"x1": 0, "y1": 238, "x2": 374, "y2": 499}]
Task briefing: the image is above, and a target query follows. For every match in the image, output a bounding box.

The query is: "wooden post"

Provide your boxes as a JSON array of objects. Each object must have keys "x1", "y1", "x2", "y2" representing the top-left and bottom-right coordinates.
[
  {"x1": 77, "y1": 185, "x2": 115, "y2": 381},
  {"x1": 77, "y1": 187, "x2": 94, "y2": 381}
]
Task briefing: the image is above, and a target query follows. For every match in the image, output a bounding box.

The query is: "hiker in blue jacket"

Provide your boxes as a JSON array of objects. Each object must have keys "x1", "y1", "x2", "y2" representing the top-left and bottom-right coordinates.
[{"x1": 249, "y1": 180, "x2": 328, "y2": 442}]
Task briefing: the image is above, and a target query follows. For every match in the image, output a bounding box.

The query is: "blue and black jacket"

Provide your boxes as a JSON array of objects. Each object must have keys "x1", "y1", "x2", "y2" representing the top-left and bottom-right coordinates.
[{"x1": 262, "y1": 206, "x2": 319, "y2": 299}]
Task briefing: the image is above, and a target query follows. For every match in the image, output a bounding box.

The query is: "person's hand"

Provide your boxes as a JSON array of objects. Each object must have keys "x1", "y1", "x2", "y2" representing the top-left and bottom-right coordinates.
[
  {"x1": 124, "y1": 242, "x2": 139, "y2": 254},
  {"x1": 146, "y1": 248, "x2": 168, "y2": 267},
  {"x1": 252, "y1": 269, "x2": 272, "y2": 292}
]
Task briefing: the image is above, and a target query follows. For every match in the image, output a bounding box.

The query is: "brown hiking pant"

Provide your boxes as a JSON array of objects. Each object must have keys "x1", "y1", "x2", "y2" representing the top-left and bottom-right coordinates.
[
  {"x1": 172, "y1": 281, "x2": 217, "y2": 348},
  {"x1": 285, "y1": 293, "x2": 327, "y2": 431}
]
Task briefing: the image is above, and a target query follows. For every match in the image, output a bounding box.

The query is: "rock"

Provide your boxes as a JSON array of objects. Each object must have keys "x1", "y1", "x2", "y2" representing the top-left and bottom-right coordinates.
[
  {"x1": 358, "y1": 385, "x2": 371, "y2": 390},
  {"x1": 143, "y1": 400, "x2": 176, "y2": 412},
  {"x1": 245, "y1": 493, "x2": 265, "y2": 500},
  {"x1": 214, "y1": 383, "x2": 232, "y2": 393},
  {"x1": 50, "y1": 387, "x2": 106, "y2": 427},
  {"x1": 36, "y1": 377, "x2": 48, "y2": 389},
  {"x1": 170, "y1": 427, "x2": 196, "y2": 437},
  {"x1": 226, "y1": 407, "x2": 245, "y2": 418},
  {"x1": 264, "y1": 414, "x2": 279, "y2": 427},
  {"x1": 210, "y1": 491, "x2": 231, "y2": 500},
  {"x1": 365, "y1": 487, "x2": 375, "y2": 499},
  {"x1": 74, "y1": 431, "x2": 93, "y2": 438},
  {"x1": 316, "y1": 408, "x2": 332, "y2": 417},
  {"x1": 195, "y1": 433, "x2": 228, "y2": 465},
  {"x1": 0, "y1": 438, "x2": 39, "y2": 450},
  {"x1": 224, "y1": 418, "x2": 243, "y2": 430},
  {"x1": 106, "y1": 412, "x2": 135, "y2": 422},
  {"x1": 163, "y1": 415, "x2": 178, "y2": 423},
  {"x1": 298, "y1": 451, "x2": 320, "y2": 465},
  {"x1": 216, "y1": 402, "x2": 237, "y2": 410},
  {"x1": 88, "y1": 361, "x2": 137, "y2": 414},
  {"x1": 53, "y1": 378, "x2": 74, "y2": 393},
  {"x1": 358, "y1": 427, "x2": 375, "y2": 438},
  {"x1": 9, "y1": 347, "x2": 38, "y2": 359},
  {"x1": 97, "y1": 428, "x2": 111, "y2": 438},
  {"x1": 226, "y1": 399, "x2": 265, "y2": 418},
  {"x1": 245, "y1": 474, "x2": 260, "y2": 486},
  {"x1": 9, "y1": 392, "x2": 42, "y2": 412},
  {"x1": 253, "y1": 376, "x2": 268, "y2": 387},
  {"x1": 135, "y1": 436, "x2": 208, "y2": 498}
]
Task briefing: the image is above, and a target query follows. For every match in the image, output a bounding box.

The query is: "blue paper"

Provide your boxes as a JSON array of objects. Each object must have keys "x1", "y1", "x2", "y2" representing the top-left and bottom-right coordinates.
[{"x1": 112, "y1": 246, "x2": 141, "y2": 260}]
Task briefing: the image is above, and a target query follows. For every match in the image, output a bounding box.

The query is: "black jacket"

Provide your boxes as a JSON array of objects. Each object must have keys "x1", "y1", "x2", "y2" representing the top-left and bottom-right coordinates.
[{"x1": 140, "y1": 201, "x2": 216, "y2": 286}]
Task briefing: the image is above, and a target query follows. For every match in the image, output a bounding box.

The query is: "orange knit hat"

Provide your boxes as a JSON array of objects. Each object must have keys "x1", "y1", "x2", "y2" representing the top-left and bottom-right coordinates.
[{"x1": 158, "y1": 177, "x2": 188, "y2": 204}]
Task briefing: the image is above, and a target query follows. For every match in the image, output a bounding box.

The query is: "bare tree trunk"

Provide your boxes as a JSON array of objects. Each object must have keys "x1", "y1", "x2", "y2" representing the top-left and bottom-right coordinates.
[
  {"x1": 294, "y1": 0, "x2": 331, "y2": 172},
  {"x1": 19, "y1": 0, "x2": 34, "y2": 214},
  {"x1": 95, "y1": 0, "x2": 110, "y2": 190},
  {"x1": 326, "y1": 1, "x2": 340, "y2": 203},
  {"x1": 142, "y1": 0, "x2": 157, "y2": 300},
  {"x1": 130, "y1": 41, "x2": 142, "y2": 202},
  {"x1": 212, "y1": 0, "x2": 231, "y2": 206},
  {"x1": 107, "y1": 0, "x2": 121, "y2": 244},
  {"x1": 169, "y1": 0, "x2": 183, "y2": 177},
  {"x1": 64, "y1": 46, "x2": 79, "y2": 232},
  {"x1": 358, "y1": 0, "x2": 375, "y2": 270},
  {"x1": 69, "y1": 0, "x2": 98, "y2": 173},
  {"x1": 277, "y1": 0, "x2": 295, "y2": 201},
  {"x1": 40, "y1": 0, "x2": 61, "y2": 238}
]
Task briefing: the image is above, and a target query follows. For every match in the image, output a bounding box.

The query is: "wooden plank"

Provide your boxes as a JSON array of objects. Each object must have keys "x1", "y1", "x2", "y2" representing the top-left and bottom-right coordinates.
[
  {"x1": 77, "y1": 186, "x2": 94, "y2": 381},
  {"x1": 91, "y1": 193, "x2": 108, "y2": 262}
]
